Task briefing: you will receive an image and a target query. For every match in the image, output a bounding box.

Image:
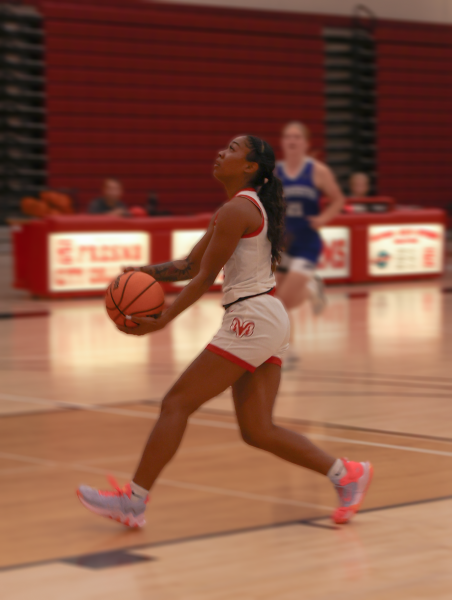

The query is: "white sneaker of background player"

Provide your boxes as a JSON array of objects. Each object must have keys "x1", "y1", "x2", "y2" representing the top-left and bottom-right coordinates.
[{"x1": 307, "y1": 274, "x2": 327, "y2": 316}]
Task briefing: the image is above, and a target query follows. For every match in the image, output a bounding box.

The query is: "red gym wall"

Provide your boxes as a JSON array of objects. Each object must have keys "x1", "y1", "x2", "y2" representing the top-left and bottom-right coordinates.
[
  {"x1": 29, "y1": 1, "x2": 452, "y2": 214},
  {"x1": 376, "y1": 21, "x2": 452, "y2": 208},
  {"x1": 33, "y1": 0, "x2": 331, "y2": 214}
]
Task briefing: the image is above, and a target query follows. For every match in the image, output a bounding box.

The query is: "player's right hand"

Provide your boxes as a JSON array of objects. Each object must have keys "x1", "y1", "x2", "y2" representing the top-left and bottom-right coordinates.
[{"x1": 122, "y1": 266, "x2": 142, "y2": 273}]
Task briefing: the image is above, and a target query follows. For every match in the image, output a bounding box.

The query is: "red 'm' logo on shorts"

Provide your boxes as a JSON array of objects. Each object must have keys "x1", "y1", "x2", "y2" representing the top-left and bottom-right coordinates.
[{"x1": 230, "y1": 318, "x2": 255, "y2": 338}]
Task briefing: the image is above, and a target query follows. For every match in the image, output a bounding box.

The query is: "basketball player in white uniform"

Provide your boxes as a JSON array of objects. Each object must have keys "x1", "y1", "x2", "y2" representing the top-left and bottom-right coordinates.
[{"x1": 77, "y1": 135, "x2": 372, "y2": 527}]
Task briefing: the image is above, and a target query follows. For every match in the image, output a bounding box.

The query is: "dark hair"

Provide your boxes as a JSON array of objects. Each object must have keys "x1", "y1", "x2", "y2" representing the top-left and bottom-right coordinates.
[{"x1": 246, "y1": 135, "x2": 285, "y2": 268}]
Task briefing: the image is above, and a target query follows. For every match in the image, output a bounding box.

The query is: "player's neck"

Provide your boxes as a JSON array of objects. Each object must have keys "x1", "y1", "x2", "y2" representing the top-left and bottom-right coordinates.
[
  {"x1": 224, "y1": 180, "x2": 254, "y2": 200},
  {"x1": 284, "y1": 155, "x2": 307, "y2": 176}
]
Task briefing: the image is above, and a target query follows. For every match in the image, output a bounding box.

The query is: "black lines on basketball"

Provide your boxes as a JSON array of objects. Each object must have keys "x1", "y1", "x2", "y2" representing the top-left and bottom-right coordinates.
[
  {"x1": 129, "y1": 301, "x2": 165, "y2": 316},
  {"x1": 121, "y1": 280, "x2": 156, "y2": 315},
  {"x1": 105, "y1": 272, "x2": 165, "y2": 328}
]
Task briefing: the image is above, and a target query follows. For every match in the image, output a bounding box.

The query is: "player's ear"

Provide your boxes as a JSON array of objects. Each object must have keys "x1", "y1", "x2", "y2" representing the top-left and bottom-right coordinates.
[{"x1": 244, "y1": 161, "x2": 259, "y2": 176}]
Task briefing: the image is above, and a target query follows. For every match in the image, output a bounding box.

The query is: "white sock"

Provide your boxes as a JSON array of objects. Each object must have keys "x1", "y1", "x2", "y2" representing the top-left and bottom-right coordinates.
[
  {"x1": 327, "y1": 458, "x2": 347, "y2": 485},
  {"x1": 130, "y1": 481, "x2": 148, "y2": 501}
]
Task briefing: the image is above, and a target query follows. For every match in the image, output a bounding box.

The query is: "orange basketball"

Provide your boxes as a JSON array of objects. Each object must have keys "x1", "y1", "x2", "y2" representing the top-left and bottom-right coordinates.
[{"x1": 105, "y1": 271, "x2": 164, "y2": 329}]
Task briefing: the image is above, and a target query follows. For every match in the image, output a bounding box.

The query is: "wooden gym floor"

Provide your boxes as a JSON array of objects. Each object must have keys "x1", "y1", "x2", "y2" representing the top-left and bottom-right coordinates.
[{"x1": 1, "y1": 256, "x2": 452, "y2": 599}]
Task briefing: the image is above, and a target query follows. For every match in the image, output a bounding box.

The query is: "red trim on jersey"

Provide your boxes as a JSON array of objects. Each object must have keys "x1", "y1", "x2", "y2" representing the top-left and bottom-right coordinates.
[
  {"x1": 234, "y1": 192, "x2": 265, "y2": 239},
  {"x1": 268, "y1": 287, "x2": 276, "y2": 297},
  {"x1": 265, "y1": 356, "x2": 282, "y2": 367},
  {"x1": 242, "y1": 218, "x2": 265, "y2": 238},
  {"x1": 234, "y1": 188, "x2": 256, "y2": 195},
  {"x1": 206, "y1": 344, "x2": 256, "y2": 373}
]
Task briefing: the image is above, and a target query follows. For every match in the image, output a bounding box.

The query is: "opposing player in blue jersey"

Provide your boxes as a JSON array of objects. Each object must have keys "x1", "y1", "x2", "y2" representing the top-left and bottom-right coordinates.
[{"x1": 276, "y1": 122, "x2": 345, "y2": 318}]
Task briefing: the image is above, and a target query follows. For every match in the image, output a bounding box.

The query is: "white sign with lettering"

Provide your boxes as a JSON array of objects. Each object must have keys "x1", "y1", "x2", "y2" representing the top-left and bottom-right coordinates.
[
  {"x1": 317, "y1": 227, "x2": 350, "y2": 278},
  {"x1": 368, "y1": 224, "x2": 444, "y2": 276},
  {"x1": 49, "y1": 232, "x2": 151, "y2": 291}
]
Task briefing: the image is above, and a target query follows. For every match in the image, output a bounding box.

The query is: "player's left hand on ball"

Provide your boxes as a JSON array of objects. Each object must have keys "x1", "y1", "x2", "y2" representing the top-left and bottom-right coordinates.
[{"x1": 116, "y1": 313, "x2": 168, "y2": 336}]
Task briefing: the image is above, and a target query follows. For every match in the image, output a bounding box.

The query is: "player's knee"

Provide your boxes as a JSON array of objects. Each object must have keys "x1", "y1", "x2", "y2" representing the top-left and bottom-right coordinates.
[
  {"x1": 240, "y1": 424, "x2": 274, "y2": 449},
  {"x1": 160, "y1": 392, "x2": 196, "y2": 419}
]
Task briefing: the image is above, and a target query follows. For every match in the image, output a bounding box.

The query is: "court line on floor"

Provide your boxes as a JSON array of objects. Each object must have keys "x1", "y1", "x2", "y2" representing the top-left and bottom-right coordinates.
[
  {"x1": 0, "y1": 451, "x2": 57, "y2": 467},
  {"x1": 289, "y1": 369, "x2": 452, "y2": 385},
  {"x1": 283, "y1": 375, "x2": 452, "y2": 393},
  {"x1": 2, "y1": 494, "x2": 452, "y2": 574},
  {"x1": 0, "y1": 518, "x2": 327, "y2": 573},
  {"x1": 190, "y1": 404, "x2": 452, "y2": 445},
  {"x1": 0, "y1": 449, "x2": 334, "y2": 513},
  {"x1": 0, "y1": 311, "x2": 49, "y2": 320},
  {"x1": 78, "y1": 441, "x2": 245, "y2": 466},
  {"x1": 2, "y1": 391, "x2": 452, "y2": 459}
]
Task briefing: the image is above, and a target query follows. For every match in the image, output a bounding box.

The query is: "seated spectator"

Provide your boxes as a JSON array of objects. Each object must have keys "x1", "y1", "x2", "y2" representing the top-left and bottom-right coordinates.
[
  {"x1": 349, "y1": 172, "x2": 371, "y2": 198},
  {"x1": 87, "y1": 179, "x2": 128, "y2": 216}
]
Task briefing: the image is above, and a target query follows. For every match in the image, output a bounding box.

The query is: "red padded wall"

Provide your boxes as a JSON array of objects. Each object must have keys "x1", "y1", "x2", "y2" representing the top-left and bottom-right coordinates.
[
  {"x1": 35, "y1": 1, "x2": 326, "y2": 214},
  {"x1": 30, "y1": 1, "x2": 452, "y2": 212},
  {"x1": 376, "y1": 21, "x2": 452, "y2": 207}
]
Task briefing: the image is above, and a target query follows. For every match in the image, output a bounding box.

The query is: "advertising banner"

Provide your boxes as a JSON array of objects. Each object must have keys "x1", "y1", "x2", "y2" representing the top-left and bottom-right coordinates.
[
  {"x1": 49, "y1": 232, "x2": 150, "y2": 291},
  {"x1": 368, "y1": 224, "x2": 444, "y2": 276},
  {"x1": 317, "y1": 227, "x2": 350, "y2": 279}
]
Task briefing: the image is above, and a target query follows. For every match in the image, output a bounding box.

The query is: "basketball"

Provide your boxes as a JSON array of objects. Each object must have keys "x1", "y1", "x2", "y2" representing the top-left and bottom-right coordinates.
[{"x1": 105, "y1": 271, "x2": 165, "y2": 328}]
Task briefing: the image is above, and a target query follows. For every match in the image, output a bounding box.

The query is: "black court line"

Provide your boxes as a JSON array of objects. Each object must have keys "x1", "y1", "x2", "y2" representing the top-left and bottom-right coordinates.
[
  {"x1": 171, "y1": 403, "x2": 452, "y2": 446},
  {"x1": 1, "y1": 494, "x2": 451, "y2": 573},
  {"x1": 0, "y1": 311, "x2": 49, "y2": 320},
  {"x1": 283, "y1": 374, "x2": 452, "y2": 393},
  {"x1": 291, "y1": 368, "x2": 452, "y2": 385},
  {"x1": 277, "y1": 391, "x2": 452, "y2": 398},
  {"x1": 3, "y1": 394, "x2": 452, "y2": 446},
  {"x1": 62, "y1": 549, "x2": 155, "y2": 570}
]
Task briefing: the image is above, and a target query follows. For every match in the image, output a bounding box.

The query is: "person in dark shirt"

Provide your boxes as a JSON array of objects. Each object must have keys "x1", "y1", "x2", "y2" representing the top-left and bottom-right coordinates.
[{"x1": 87, "y1": 179, "x2": 128, "y2": 216}]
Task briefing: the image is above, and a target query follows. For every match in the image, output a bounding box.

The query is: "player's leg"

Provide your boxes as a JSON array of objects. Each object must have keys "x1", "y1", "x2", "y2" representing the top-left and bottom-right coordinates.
[
  {"x1": 275, "y1": 252, "x2": 290, "y2": 289},
  {"x1": 133, "y1": 349, "x2": 245, "y2": 489},
  {"x1": 275, "y1": 269, "x2": 287, "y2": 289},
  {"x1": 233, "y1": 362, "x2": 373, "y2": 523},
  {"x1": 277, "y1": 269, "x2": 312, "y2": 311},
  {"x1": 233, "y1": 362, "x2": 334, "y2": 473},
  {"x1": 77, "y1": 350, "x2": 246, "y2": 526},
  {"x1": 277, "y1": 243, "x2": 325, "y2": 315}
]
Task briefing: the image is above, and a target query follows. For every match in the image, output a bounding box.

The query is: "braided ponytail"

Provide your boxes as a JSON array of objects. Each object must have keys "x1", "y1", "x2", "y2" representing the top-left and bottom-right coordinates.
[{"x1": 245, "y1": 135, "x2": 285, "y2": 268}]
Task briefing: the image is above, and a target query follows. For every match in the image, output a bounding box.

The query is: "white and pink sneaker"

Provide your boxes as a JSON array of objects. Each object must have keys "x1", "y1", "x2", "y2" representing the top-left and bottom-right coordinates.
[
  {"x1": 332, "y1": 459, "x2": 373, "y2": 524},
  {"x1": 77, "y1": 476, "x2": 148, "y2": 528}
]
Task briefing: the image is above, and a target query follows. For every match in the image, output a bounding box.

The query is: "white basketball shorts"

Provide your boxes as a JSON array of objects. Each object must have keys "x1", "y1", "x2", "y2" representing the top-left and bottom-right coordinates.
[{"x1": 207, "y1": 294, "x2": 290, "y2": 372}]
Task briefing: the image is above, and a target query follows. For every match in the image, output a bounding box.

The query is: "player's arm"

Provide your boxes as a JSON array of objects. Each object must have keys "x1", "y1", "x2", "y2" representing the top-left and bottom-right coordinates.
[
  {"x1": 118, "y1": 200, "x2": 254, "y2": 335},
  {"x1": 310, "y1": 163, "x2": 345, "y2": 229},
  {"x1": 123, "y1": 214, "x2": 217, "y2": 282}
]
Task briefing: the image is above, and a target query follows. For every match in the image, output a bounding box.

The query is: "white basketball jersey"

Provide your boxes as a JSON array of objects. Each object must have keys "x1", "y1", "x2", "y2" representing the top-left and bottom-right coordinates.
[{"x1": 222, "y1": 188, "x2": 276, "y2": 306}]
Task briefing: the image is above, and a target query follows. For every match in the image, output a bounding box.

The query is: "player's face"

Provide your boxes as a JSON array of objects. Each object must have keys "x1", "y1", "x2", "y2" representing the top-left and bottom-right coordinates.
[
  {"x1": 103, "y1": 180, "x2": 123, "y2": 204},
  {"x1": 350, "y1": 174, "x2": 370, "y2": 197},
  {"x1": 281, "y1": 125, "x2": 309, "y2": 158},
  {"x1": 213, "y1": 136, "x2": 257, "y2": 183}
]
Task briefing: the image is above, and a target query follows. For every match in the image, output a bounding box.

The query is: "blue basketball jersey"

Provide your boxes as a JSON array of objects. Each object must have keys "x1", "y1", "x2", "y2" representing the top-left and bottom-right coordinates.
[{"x1": 275, "y1": 159, "x2": 323, "y2": 263}]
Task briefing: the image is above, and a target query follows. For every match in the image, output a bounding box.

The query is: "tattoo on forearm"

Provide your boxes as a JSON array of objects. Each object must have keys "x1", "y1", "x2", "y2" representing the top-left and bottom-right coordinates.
[{"x1": 141, "y1": 259, "x2": 194, "y2": 282}]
